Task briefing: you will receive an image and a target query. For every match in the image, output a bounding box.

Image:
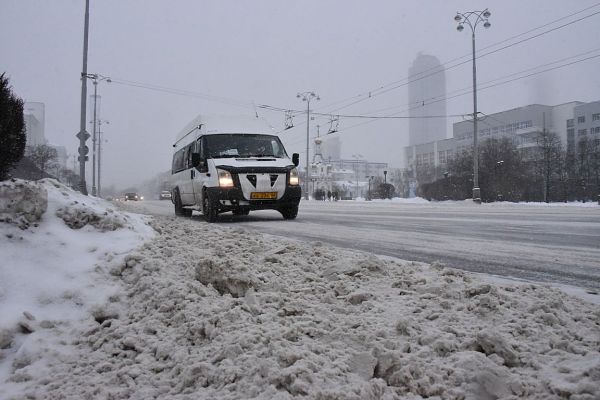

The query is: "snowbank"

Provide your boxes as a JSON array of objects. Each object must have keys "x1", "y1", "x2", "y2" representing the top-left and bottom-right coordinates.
[
  {"x1": 3, "y1": 211, "x2": 598, "y2": 399},
  {"x1": 0, "y1": 179, "x2": 154, "y2": 391}
]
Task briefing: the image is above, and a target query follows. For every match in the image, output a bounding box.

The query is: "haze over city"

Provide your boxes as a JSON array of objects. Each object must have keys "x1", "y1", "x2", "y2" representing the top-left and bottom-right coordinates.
[{"x1": 2, "y1": 0, "x2": 600, "y2": 189}]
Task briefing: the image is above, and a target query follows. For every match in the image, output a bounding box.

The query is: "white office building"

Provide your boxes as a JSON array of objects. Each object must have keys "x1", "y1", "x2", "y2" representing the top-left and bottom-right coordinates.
[
  {"x1": 403, "y1": 100, "x2": 600, "y2": 187},
  {"x1": 408, "y1": 54, "x2": 447, "y2": 146}
]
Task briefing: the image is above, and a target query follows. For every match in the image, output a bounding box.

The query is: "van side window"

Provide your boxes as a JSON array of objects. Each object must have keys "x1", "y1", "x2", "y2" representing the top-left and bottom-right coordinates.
[
  {"x1": 185, "y1": 145, "x2": 193, "y2": 169},
  {"x1": 172, "y1": 148, "x2": 185, "y2": 173}
]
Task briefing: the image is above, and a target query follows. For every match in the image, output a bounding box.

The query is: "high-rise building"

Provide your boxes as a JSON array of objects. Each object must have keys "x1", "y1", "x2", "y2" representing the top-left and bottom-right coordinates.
[
  {"x1": 23, "y1": 102, "x2": 46, "y2": 147},
  {"x1": 408, "y1": 54, "x2": 447, "y2": 146}
]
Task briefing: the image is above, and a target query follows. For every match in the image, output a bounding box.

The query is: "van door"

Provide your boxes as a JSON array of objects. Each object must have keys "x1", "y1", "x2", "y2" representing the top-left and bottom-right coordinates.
[
  {"x1": 180, "y1": 144, "x2": 195, "y2": 205},
  {"x1": 192, "y1": 138, "x2": 208, "y2": 206}
]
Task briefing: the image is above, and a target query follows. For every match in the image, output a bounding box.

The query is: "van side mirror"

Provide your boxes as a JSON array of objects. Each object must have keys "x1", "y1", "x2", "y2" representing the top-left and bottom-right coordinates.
[{"x1": 292, "y1": 153, "x2": 300, "y2": 167}]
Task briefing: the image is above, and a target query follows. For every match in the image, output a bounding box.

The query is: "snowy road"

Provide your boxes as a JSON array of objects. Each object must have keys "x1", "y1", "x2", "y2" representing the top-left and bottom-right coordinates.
[{"x1": 123, "y1": 199, "x2": 600, "y2": 290}]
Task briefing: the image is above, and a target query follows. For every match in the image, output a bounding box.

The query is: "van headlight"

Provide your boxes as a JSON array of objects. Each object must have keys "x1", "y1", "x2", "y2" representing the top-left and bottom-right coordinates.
[
  {"x1": 289, "y1": 168, "x2": 299, "y2": 186},
  {"x1": 217, "y1": 169, "x2": 234, "y2": 188}
]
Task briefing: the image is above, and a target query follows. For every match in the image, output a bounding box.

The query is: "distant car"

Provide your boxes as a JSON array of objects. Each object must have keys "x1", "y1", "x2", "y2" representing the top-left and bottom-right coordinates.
[
  {"x1": 124, "y1": 192, "x2": 143, "y2": 201},
  {"x1": 159, "y1": 190, "x2": 172, "y2": 200}
]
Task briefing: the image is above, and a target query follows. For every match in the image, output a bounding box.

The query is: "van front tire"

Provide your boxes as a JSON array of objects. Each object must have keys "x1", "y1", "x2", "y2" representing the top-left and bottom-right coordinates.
[
  {"x1": 203, "y1": 191, "x2": 218, "y2": 223},
  {"x1": 279, "y1": 205, "x2": 298, "y2": 220}
]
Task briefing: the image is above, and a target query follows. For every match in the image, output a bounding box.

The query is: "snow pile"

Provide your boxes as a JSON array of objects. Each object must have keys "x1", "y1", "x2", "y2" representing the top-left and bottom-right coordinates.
[
  {"x1": 4, "y1": 215, "x2": 599, "y2": 399},
  {"x1": 0, "y1": 179, "x2": 154, "y2": 391},
  {"x1": 0, "y1": 179, "x2": 48, "y2": 229}
]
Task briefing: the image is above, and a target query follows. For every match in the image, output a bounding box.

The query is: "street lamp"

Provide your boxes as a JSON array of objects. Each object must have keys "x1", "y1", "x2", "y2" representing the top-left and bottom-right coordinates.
[
  {"x1": 495, "y1": 160, "x2": 504, "y2": 201},
  {"x1": 83, "y1": 73, "x2": 111, "y2": 196},
  {"x1": 455, "y1": 9, "x2": 491, "y2": 203},
  {"x1": 297, "y1": 91, "x2": 320, "y2": 200}
]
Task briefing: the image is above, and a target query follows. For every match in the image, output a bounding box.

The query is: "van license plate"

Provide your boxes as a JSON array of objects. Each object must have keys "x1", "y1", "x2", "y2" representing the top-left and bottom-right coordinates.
[{"x1": 251, "y1": 192, "x2": 277, "y2": 200}]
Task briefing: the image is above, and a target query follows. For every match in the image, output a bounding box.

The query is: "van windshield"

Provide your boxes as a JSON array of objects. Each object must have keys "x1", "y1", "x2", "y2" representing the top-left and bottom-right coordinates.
[{"x1": 204, "y1": 134, "x2": 288, "y2": 159}]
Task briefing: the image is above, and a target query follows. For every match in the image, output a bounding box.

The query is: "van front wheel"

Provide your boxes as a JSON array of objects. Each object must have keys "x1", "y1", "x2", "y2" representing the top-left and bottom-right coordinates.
[
  {"x1": 203, "y1": 192, "x2": 218, "y2": 223},
  {"x1": 279, "y1": 205, "x2": 298, "y2": 220}
]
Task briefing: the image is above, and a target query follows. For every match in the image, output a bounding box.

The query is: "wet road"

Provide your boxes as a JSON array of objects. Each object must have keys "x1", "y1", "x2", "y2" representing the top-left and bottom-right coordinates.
[{"x1": 126, "y1": 199, "x2": 600, "y2": 290}]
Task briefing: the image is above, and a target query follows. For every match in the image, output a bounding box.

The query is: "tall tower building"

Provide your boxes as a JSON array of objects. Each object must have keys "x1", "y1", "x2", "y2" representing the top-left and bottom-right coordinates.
[
  {"x1": 23, "y1": 102, "x2": 46, "y2": 147},
  {"x1": 408, "y1": 54, "x2": 447, "y2": 146}
]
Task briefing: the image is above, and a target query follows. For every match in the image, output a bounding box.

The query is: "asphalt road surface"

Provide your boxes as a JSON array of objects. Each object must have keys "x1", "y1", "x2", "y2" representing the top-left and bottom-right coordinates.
[{"x1": 125, "y1": 199, "x2": 600, "y2": 291}]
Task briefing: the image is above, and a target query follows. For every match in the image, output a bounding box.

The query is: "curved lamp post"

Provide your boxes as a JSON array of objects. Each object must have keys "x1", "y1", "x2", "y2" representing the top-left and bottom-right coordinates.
[
  {"x1": 297, "y1": 91, "x2": 320, "y2": 200},
  {"x1": 455, "y1": 9, "x2": 491, "y2": 203}
]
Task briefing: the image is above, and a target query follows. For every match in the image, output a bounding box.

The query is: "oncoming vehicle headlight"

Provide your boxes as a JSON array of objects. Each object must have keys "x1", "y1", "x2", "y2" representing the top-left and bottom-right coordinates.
[
  {"x1": 217, "y1": 169, "x2": 234, "y2": 188},
  {"x1": 289, "y1": 168, "x2": 299, "y2": 186}
]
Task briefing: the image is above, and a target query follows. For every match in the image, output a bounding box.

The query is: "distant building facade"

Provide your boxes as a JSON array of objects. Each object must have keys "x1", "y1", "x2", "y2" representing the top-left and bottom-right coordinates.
[
  {"x1": 403, "y1": 100, "x2": 600, "y2": 189},
  {"x1": 571, "y1": 100, "x2": 600, "y2": 153},
  {"x1": 404, "y1": 137, "x2": 454, "y2": 181},
  {"x1": 408, "y1": 54, "x2": 447, "y2": 146},
  {"x1": 307, "y1": 136, "x2": 388, "y2": 199}
]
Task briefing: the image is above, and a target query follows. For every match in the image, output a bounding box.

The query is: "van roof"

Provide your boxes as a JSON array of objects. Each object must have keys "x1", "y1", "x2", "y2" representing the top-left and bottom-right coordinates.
[{"x1": 174, "y1": 114, "x2": 276, "y2": 148}]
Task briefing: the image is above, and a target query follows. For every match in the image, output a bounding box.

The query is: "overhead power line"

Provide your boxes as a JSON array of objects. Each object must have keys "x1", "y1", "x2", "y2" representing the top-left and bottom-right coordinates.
[
  {"x1": 269, "y1": 44, "x2": 600, "y2": 140},
  {"x1": 108, "y1": 78, "x2": 255, "y2": 109},
  {"x1": 314, "y1": 4, "x2": 600, "y2": 115},
  {"x1": 352, "y1": 46, "x2": 600, "y2": 117},
  {"x1": 333, "y1": 50, "x2": 600, "y2": 137}
]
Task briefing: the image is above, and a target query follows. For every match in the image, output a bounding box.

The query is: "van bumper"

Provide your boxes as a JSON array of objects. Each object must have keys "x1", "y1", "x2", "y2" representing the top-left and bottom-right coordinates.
[{"x1": 206, "y1": 186, "x2": 301, "y2": 211}]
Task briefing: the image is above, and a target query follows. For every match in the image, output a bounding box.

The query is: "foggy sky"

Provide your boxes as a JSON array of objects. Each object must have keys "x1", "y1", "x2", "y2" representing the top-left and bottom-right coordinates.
[{"x1": 2, "y1": 0, "x2": 600, "y2": 190}]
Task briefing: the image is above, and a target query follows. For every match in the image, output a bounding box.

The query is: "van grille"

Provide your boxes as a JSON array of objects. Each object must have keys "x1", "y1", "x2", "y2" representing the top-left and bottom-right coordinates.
[{"x1": 270, "y1": 174, "x2": 279, "y2": 186}]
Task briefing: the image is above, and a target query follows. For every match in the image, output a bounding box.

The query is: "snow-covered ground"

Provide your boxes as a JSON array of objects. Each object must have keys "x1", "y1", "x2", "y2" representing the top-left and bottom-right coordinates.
[
  {"x1": 1, "y1": 180, "x2": 599, "y2": 399},
  {"x1": 0, "y1": 179, "x2": 154, "y2": 397}
]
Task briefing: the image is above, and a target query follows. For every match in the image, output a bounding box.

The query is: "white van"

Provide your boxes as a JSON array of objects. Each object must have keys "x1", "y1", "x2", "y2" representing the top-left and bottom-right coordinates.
[{"x1": 169, "y1": 115, "x2": 301, "y2": 222}]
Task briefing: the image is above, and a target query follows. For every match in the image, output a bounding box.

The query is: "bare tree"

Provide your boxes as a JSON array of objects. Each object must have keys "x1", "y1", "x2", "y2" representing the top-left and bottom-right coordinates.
[
  {"x1": 479, "y1": 137, "x2": 526, "y2": 202},
  {"x1": 574, "y1": 137, "x2": 600, "y2": 201},
  {"x1": 28, "y1": 144, "x2": 58, "y2": 179},
  {"x1": 534, "y1": 130, "x2": 563, "y2": 202}
]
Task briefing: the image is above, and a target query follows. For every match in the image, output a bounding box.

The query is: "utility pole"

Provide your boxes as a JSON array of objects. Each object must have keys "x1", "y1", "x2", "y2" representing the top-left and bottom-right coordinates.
[
  {"x1": 97, "y1": 120, "x2": 108, "y2": 197},
  {"x1": 297, "y1": 91, "x2": 320, "y2": 200},
  {"x1": 83, "y1": 73, "x2": 110, "y2": 197},
  {"x1": 76, "y1": 0, "x2": 91, "y2": 194},
  {"x1": 91, "y1": 79, "x2": 98, "y2": 196}
]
